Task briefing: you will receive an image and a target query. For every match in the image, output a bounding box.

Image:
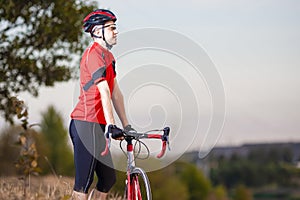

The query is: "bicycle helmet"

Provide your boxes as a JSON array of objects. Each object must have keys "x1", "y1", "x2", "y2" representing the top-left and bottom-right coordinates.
[{"x1": 83, "y1": 9, "x2": 117, "y2": 33}]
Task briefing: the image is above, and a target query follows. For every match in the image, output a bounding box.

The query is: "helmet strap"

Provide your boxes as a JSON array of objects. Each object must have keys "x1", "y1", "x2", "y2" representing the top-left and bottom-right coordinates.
[
  {"x1": 91, "y1": 32, "x2": 102, "y2": 39},
  {"x1": 102, "y1": 26, "x2": 113, "y2": 50},
  {"x1": 91, "y1": 25, "x2": 113, "y2": 50}
]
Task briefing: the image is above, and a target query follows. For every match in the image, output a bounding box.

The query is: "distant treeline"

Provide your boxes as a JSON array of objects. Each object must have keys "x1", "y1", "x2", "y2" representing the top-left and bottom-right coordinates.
[{"x1": 209, "y1": 147, "x2": 300, "y2": 188}]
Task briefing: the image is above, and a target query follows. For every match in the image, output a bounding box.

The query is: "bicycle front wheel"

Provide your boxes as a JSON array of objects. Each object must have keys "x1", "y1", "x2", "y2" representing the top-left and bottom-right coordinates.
[{"x1": 128, "y1": 167, "x2": 152, "y2": 200}]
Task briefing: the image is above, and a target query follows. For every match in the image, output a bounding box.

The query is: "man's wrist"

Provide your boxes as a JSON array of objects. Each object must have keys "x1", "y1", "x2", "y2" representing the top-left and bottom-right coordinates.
[
  {"x1": 124, "y1": 124, "x2": 131, "y2": 130},
  {"x1": 124, "y1": 124, "x2": 136, "y2": 132}
]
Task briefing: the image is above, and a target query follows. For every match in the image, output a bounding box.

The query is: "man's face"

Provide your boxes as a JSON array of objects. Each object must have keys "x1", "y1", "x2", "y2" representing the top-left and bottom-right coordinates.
[{"x1": 103, "y1": 21, "x2": 118, "y2": 45}]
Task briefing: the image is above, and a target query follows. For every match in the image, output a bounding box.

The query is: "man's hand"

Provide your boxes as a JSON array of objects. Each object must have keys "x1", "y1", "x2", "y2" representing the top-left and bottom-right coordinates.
[
  {"x1": 124, "y1": 124, "x2": 137, "y2": 134},
  {"x1": 106, "y1": 124, "x2": 124, "y2": 140}
]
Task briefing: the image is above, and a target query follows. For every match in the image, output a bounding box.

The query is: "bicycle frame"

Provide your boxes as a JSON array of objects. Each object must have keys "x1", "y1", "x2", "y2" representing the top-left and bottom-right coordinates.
[
  {"x1": 126, "y1": 136, "x2": 136, "y2": 199},
  {"x1": 101, "y1": 126, "x2": 170, "y2": 200},
  {"x1": 125, "y1": 136, "x2": 151, "y2": 200}
]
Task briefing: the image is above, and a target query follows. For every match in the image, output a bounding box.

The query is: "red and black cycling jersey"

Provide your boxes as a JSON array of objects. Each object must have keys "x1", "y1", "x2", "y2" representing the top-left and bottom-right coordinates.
[{"x1": 71, "y1": 42, "x2": 116, "y2": 124}]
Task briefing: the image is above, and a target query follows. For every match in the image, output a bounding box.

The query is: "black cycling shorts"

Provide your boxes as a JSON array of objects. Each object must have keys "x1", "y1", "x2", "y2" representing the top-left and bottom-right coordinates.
[{"x1": 69, "y1": 119, "x2": 116, "y2": 193}]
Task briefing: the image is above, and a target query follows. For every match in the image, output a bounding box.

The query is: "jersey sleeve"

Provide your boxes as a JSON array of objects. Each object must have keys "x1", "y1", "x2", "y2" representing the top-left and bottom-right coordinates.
[{"x1": 86, "y1": 50, "x2": 107, "y2": 85}]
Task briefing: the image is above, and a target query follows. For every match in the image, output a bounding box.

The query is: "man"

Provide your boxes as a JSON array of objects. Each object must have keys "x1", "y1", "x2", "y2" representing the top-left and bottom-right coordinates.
[{"x1": 69, "y1": 9, "x2": 133, "y2": 200}]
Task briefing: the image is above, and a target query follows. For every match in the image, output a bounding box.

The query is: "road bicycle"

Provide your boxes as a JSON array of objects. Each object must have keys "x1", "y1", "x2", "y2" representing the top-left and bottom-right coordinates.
[{"x1": 101, "y1": 125, "x2": 170, "y2": 200}]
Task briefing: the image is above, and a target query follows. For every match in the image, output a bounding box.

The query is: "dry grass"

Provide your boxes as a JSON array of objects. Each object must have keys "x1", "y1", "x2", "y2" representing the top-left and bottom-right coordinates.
[{"x1": 0, "y1": 176, "x2": 122, "y2": 200}]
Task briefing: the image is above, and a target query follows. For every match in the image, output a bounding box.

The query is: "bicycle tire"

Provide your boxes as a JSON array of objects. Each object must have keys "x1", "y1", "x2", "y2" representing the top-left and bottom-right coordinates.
[{"x1": 127, "y1": 167, "x2": 152, "y2": 200}]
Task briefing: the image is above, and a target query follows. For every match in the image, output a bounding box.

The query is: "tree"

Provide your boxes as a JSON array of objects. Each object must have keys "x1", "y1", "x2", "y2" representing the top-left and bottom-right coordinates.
[
  {"x1": 213, "y1": 185, "x2": 229, "y2": 200},
  {"x1": 0, "y1": 126, "x2": 21, "y2": 176},
  {"x1": 177, "y1": 162, "x2": 212, "y2": 200},
  {"x1": 153, "y1": 176, "x2": 189, "y2": 200},
  {"x1": 148, "y1": 166, "x2": 190, "y2": 200},
  {"x1": 232, "y1": 185, "x2": 253, "y2": 200},
  {"x1": 1, "y1": 98, "x2": 43, "y2": 197},
  {"x1": 0, "y1": 0, "x2": 96, "y2": 123},
  {"x1": 38, "y1": 105, "x2": 74, "y2": 176}
]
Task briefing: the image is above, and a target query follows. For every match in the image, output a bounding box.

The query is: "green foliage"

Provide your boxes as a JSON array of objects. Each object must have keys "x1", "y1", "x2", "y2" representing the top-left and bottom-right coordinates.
[
  {"x1": 213, "y1": 185, "x2": 229, "y2": 200},
  {"x1": 176, "y1": 162, "x2": 212, "y2": 200},
  {"x1": 210, "y1": 148, "x2": 300, "y2": 188},
  {"x1": 38, "y1": 105, "x2": 74, "y2": 176},
  {"x1": 0, "y1": 100, "x2": 41, "y2": 178},
  {"x1": 12, "y1": 97, "x2": 41, "y2": 178},
  {"x1": 15, "y1": 130, "x2": 41, "y2": 176},
  {"x1": 232, "y1": 185, "x2": 253, "y2": 200},
  {"x1": 148, "y1": 166, "x2": 189, "y2": 200},
  {"x1": 247, "y1": 147, "x2": 293, "y2": 164},
  {"x1": 0, "y1": 0, "x2": 96, "y2": 123},
  {"x1": 0, "y1": 126, "x2": 22, "y2": 176},
  {"x1": 0, "y1": 104, "x2": 74, "y2": 178},
  {"x1": 153, "y1": 176, "x2": 189, "y2": 200},
  {"x1": 0, "y1": 103, "x2": 74, "y2": 177},
  {"x1": 6, "y1": 97, "x2": 42, "y2": 198}
]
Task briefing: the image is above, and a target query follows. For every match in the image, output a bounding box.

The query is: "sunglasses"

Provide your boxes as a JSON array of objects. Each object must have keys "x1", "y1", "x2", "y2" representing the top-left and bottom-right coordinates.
[{"x1": 103, "y1": 24, "x2": 117, "y2": 31}]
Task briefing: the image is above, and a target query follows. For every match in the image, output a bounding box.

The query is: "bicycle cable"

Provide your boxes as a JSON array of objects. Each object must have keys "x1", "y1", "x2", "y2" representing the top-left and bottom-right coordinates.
[
  {"x1": 134, "y1": 139, "x2": 150, "y2": 160},
  {"x1": 119, "y1": 129, "x2": 165, "y2": 163},
  {"x1": 143, "y1": 129, "x2": 164, "y2": 134},
  {"x1": 119, "y1": 138, "x2": 150, "y2": 161}
]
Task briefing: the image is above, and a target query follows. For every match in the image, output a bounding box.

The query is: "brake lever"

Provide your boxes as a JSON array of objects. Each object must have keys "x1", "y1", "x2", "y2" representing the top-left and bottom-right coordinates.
[
  {"x1": 101, "y1": 131, "x2": 112, "y2": 156},
  {"x1": 166, "y1": 140, "x2": 171, "y2": 151}
]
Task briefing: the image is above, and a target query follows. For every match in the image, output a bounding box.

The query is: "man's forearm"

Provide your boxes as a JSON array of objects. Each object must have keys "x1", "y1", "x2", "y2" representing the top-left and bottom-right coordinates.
[{"x1": 112, "y1": 82, "x2": 129, "y2": 128}]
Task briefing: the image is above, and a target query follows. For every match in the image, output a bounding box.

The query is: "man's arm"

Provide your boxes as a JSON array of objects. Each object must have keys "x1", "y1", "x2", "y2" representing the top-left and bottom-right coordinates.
[
  {"x1": 112, "y1": 79, "x2": 129, "y2": 128},
  {"x1": 97, "y1": 80, "x2": 115, "y2": 125}
]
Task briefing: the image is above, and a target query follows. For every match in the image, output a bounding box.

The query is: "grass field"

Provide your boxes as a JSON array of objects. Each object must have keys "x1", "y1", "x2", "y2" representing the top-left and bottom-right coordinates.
[{"x1": 0, "y1": 176, "x2": 121, "y2": 200}]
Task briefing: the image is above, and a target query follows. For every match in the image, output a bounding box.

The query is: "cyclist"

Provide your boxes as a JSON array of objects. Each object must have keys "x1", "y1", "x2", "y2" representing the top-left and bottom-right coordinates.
[{"x1": 69, "y1": 9, "x2": 134, "y2": 200}]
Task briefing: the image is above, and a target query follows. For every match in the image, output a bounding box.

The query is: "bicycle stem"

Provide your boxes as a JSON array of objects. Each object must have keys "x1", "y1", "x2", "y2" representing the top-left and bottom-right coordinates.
[{"x1": 126, "y1": 137, "x2": 136, "y2": 170}]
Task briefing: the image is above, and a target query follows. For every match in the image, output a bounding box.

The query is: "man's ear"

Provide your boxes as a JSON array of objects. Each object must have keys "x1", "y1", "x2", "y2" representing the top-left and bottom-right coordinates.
[
  {"x1": 95, "y1": 29, "x2": 101, "y2": 35},
  {"x1": 93, "y1": 28, "x2": 102, "y2": 38}
]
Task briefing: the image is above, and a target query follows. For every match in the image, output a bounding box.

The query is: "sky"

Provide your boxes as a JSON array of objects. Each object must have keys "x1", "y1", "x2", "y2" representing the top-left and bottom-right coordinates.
[{"x1": 1, "y1": 0, "x2": 300, "y2": 156}]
